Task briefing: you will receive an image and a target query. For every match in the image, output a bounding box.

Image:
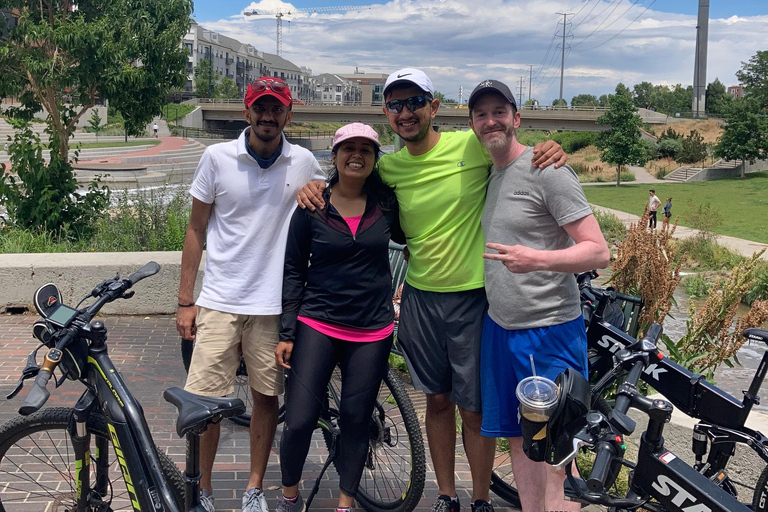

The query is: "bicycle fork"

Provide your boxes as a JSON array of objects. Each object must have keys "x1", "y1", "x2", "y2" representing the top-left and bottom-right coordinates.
[{"x1": 70, "y1": 390, "x2": 109, "y2": 511}]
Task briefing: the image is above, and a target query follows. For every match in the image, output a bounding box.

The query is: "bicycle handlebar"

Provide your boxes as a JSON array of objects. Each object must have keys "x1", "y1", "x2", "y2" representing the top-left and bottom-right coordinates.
[
  {"x1": 18, "y1": 263, "x2": 161, "y2": 415},
  {"x1": 584, "y1": 323, "x2": 663, "y2": 494}
]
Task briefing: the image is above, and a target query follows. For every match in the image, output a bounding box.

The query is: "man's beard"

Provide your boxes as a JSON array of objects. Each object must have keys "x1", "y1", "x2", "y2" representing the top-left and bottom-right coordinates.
[
  {"x1": 253, "y1": 121, "x2": 281, "y2": 142},
  {"x1": 481, "y1": 125, "x2": 515, "y2": 150},
  {"x1": 399, "y1": 121, "x2": 432, "y2": 143}
]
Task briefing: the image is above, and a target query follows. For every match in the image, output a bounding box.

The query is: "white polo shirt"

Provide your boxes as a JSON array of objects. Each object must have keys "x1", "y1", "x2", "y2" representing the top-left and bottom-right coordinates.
[{"x1": 190, "y1": 129, "x2": 323, "y2": 315}]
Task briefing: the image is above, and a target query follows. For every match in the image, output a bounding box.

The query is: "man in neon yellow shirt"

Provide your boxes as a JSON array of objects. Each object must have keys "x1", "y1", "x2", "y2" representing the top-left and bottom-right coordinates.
[{"x1": 298, "y1": 68, "x2": 566, "y2": 512}]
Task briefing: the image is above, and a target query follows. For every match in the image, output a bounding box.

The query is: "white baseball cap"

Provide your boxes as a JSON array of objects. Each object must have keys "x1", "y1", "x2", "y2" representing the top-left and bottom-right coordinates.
[{"x1": 383, "y1": 68, "x2": 435, "y2": 97}]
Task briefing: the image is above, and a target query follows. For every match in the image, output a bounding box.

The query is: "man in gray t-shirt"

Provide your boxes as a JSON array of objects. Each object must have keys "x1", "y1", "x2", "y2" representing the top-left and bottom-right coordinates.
[{"x1": 467, "y1": 80, "x2": 610, "y2": 512}]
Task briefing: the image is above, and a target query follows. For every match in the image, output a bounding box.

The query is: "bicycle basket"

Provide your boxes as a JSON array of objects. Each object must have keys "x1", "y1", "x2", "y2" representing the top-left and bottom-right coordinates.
[{"x1": 520, "y1": 367, "x2": 591, "y2": 465}]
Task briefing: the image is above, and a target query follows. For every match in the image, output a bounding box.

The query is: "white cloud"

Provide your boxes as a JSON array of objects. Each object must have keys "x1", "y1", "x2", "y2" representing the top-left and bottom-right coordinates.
[{"x1": 200, "y1": 0, "x2": 768, "y2": 104}]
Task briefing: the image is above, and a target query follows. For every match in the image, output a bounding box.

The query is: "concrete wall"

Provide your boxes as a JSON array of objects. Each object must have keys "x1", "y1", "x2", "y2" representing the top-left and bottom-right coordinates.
[
  {"x1": 177, "y1": 106, "x2": 203, "y2": 129},
  {"x1": 0, "y1": 252, "x2": 204, "y2": 315},
  {"x1": 688, "y1": 160, "x2": 768, "y2": 182}
]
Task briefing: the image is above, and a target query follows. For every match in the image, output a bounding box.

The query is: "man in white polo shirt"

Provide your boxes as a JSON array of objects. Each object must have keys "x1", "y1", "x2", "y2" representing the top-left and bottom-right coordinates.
[{"x1": 176, "y1": 77, "x2": 323, "y2": 512}]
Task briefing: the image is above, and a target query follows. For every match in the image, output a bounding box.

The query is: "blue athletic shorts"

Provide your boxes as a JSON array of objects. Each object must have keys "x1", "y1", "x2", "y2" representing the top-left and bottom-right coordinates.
[{"x1": 480, "y1": 314, "x2": 588, "y2": 438}]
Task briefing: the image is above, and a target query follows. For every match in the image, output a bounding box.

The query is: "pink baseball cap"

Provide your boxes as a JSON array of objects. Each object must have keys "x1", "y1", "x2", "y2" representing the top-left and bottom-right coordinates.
[{"x1": 332, "y1": 123, "x2": 380, "y2": 150}]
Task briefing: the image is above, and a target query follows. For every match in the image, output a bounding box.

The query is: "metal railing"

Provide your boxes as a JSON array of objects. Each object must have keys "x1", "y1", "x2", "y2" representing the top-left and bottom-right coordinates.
[{"x1": 174, "y1": 126, "x2": 335, "y2": 141}]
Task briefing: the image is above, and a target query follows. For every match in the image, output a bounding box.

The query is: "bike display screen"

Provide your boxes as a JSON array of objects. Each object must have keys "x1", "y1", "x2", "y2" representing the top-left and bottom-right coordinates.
[{"x1": 47, "y1": 304, "x2": 78, "y2": 327}]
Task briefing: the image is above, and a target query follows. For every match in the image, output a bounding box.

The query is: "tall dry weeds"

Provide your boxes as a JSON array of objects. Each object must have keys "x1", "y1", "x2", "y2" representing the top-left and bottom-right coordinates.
[
  {"x1": 675, "y1": 250, "x2": 768, "y2": 374},
  {"x1": 610, "y1": 207, "x2": 682, "y2": 333}
]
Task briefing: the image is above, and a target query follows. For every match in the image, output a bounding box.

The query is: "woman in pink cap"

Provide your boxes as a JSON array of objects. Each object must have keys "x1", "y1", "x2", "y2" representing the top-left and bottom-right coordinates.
[{"x1": 275, "y1": 123, "x2": 404, "y2": 512}]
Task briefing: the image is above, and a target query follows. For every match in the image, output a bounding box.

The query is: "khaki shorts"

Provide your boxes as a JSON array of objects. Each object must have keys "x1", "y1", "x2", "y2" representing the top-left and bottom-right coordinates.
[{"x1": 184, "y1": 306, "x2": 283, "y2": 397}]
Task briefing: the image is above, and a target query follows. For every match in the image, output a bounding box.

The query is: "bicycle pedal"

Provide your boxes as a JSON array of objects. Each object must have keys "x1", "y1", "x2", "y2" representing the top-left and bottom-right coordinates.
[{"x1": 709, "y1": 470, "x2": 727, "y2": 485}]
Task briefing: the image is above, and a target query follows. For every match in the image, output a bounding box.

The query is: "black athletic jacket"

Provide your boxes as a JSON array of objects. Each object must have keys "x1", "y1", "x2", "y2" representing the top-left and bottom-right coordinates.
[{"x1": 280, "y1": 188, "x2": 405, "y2": 341}]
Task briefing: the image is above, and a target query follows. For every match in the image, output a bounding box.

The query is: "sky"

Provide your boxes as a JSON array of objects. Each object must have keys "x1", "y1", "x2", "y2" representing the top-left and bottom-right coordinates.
[{"x1": 191, "y1": 0, "x2": 768, "y2": 105}]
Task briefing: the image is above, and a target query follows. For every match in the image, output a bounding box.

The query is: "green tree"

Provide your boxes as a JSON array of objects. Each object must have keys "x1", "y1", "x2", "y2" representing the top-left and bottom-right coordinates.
[
  {"x1": 598, "y1": 94, "x2": 612, "y2": 108},
  {"x1": 194, "y1": 58, "x2": 217, "y2": 99},
  {"x1": 571, "y1": 94, "x2": 598, "y2": 107},
  {"x1": 596, "y1": 83, "x2": 648, "y2": 186},
  {"x1": 633, "y1": 81, "x2": 653, "y2": 109},
  {"x1": 678, "y1": 130, "x2": 708, "y2": 164},
  {"x1": 736, "y1": 50, "x2": 768, "y2": 110},
  {"x1": 714, "y1": 97, "x2": 768, "y2": 178},
  {"x1": 552, "y1": 98, "x2": 567, "y2": 107},
  {"x1": 0, "y1": 0, "x2": 193, "y2": 157},
  {"x1": 705, "y1": 78, "x2": 727, "y2": 115},
  {"x1": 87, "y1": 109, "x2": 103, "y2": 141},
  {"x1": 215, "y1": 77, "x2": 239, "y2": 99}
]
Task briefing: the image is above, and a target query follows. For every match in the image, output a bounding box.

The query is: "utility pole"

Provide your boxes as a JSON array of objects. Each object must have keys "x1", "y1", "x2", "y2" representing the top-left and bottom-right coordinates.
[
  {"x1": 528, "y1": 64, "x2": 533, "y2": 106},
  {"x1": 556, "y1": 12, "x2": 573, "y2": 108},
  {"x1": 518, "y1": 77, "x2": 525, "y2": 106},
  {"x1": 692, "y1": 0, "x2": 710, "y2": 118},
  {"x1": 459, "y1": 85, "x2": 464, "y2": 105}
]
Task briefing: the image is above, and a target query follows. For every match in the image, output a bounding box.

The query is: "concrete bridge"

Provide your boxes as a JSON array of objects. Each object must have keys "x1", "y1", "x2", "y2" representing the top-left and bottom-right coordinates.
[{"x1": 181, "y1": 99, "x2": 671, "y2": 133}]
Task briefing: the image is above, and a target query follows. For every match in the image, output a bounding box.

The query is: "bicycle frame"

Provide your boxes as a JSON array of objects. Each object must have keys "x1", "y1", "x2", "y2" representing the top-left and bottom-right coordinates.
[
  {"x1": 71, "y1": 341, "x2": 183, "y2": 512},
  {"x1": 587, "y1": 315, "x2": 768, "y2": 477}
]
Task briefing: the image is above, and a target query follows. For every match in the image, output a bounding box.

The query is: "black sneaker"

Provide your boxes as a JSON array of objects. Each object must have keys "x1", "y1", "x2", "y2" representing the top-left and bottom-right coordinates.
[
  {"x1": 470, "y1": 500, "x2": 494, "y2": 512},
  {"x1": 431, "y1": 495, "x2": 460, "y2": 512}
]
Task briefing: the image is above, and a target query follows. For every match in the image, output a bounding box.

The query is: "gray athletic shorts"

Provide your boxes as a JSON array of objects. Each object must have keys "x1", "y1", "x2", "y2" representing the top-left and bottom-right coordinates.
[{"x1": 397, "y1": 282, "x2": 488, "y2": 412}]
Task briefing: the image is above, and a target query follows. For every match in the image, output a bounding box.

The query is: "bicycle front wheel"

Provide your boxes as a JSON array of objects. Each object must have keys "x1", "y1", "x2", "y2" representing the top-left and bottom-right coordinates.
[
  {"x1": 0, "y1": 407, "x2": 184, "y2": 512},
  {"x1": 325, "y1": 366, "x2": 426, "y2": 512}
]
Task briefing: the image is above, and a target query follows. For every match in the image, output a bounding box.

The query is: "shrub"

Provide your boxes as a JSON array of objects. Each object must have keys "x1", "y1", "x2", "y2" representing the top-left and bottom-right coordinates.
[
  {"x1": 550, "y1": 131, "x2": 599, "y2": 153},
  {"x1": 658, "y1": 127, "x2": 682, "y2": 141},
  {"x1": 593, "y1": 210, "x2": 626, "y2": 246},
  {"x1": 610, "y1": 207, "x2": 682, "y2": 332},
  {"x1": 641, "y1": 139, "x2": 659, "y2": 160},
  {"x1": 682, "y1": 274, "x2": 711, "y2": 297},
  {"x1": 665, "y1": 251, "x2": 768, "y2": 378},
  {"x1": 658, "y1": 138, "x2": 683, "y2": 159},
  {"x1": 745, "y1": 262, "x2": 768, "y2": 306},
  {"x1": 675, "y1": 237, "x2": 744, "y2": 271},
  {"x1": 0, "y1": 121, "x2": 110, "y2": 239},
  {"x1": 682, "y1": 201, "x2": 723, "y2": 241},
  {"x1": 678, "y1": 130, "x2": 708, "y2": 164}
]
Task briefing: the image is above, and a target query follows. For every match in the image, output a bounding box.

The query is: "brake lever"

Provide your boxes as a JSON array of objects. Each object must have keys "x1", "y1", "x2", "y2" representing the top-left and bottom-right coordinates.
[
  {"x1": 90, "y1": 272, "x2": 121, "y2": 298},
  {"x1": 122, "y1": 291, "x2": 135, "y2": 300},
  {"x1": 6, "y1": 347, "x2": 43, "y2": 399}
]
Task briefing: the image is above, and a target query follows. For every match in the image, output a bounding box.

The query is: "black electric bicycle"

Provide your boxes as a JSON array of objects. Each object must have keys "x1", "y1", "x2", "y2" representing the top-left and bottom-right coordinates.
[
  {"x1": 0, "y1": 262, "x2": 246, "y2": 512},
  {"x1": 489, "y1": 276, "x2": 768, "y2": 511},
  {"x1": 553, "y1": 323, "x2": 757, "y2": 512}
]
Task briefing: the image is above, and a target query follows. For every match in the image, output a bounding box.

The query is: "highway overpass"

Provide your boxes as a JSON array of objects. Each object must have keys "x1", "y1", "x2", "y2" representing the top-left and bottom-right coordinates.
[{"x1": 182, "y1": 100, "x2": 671, "y2": 133}]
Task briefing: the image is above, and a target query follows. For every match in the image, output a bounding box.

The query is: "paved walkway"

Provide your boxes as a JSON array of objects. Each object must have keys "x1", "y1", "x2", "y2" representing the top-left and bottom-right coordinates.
[
  {"x1": 590, "y1": 204, "x2": 768, "y2": 261},
  {"x1": 76, "y1": 135, "x2": 189, "y2": 165}
]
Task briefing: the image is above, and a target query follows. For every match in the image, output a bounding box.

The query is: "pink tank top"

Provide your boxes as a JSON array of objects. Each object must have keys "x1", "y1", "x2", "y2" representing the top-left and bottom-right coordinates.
[{"x1": 296, "y1": 214, "x2": 393, "y2": 342}]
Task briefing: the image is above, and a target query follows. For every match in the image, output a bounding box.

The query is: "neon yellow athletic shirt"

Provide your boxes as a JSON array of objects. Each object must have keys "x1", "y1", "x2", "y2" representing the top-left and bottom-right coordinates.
[{"x1": 379, "y1": 130, "x2": 492, "y2": 292}]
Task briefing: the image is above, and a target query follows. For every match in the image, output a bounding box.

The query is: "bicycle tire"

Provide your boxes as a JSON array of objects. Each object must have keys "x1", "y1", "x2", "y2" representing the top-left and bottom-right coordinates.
[
  {"x1": 488, "y1": 395, "x2": 613, "y2": 508},
  {"x1": 323, "y1": 366, "x2": 426, "y2": 512},
  {"x1": 181, "y1": 337, "x2": 253, "y2": 426},
  {"x1": 752, "y1": 464, "x2": 768, "y2": 512},
  {"x1": 0, "y1": 407, "x2": 184, "y2": 512}
]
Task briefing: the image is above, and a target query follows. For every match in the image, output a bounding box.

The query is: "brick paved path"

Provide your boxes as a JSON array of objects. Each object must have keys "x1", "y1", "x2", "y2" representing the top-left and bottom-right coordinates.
[{"x1": 0, "y1": 314, "x2": 602, "y2": 511}]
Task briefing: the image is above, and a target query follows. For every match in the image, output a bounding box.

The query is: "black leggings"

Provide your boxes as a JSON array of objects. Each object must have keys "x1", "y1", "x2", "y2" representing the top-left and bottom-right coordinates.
[
  {"x1": 280, "y1": 322, "x2": 394, "y2": 497},
  {"x1": 649, "y1": 210, "x2": 657, "y2": 229}
]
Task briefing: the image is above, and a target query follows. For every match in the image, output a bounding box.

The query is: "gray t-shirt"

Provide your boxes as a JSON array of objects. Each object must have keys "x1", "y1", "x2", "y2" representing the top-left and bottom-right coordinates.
[{"x1": 482, "y1": 146, "x2": 592, "y2": 330}]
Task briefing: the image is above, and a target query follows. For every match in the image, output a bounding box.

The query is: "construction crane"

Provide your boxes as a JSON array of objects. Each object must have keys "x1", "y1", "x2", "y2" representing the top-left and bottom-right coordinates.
[{"x1": 243, "y1": 5, "x2": 374, "y2": 57}]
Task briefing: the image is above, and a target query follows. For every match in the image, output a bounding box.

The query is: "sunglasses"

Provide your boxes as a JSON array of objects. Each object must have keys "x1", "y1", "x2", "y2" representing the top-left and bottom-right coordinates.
[
  {"x1": 250, "y1": 79, "x2": 288, "y2": 94},
  {"x1": 385, "y1": 95, "x2": 431, "y2": 114}
]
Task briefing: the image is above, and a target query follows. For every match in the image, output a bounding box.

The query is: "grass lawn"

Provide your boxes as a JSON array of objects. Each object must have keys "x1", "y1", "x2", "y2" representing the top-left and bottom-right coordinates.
[
  {"x1": 71, "y1": 140, "x2": 161, "y2": 150},
  {"x1": 583, "y1": 172, "x2": 768, "y2": 244}
]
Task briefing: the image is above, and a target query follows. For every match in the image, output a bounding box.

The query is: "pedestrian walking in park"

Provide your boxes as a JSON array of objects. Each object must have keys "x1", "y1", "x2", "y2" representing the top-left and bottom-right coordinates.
[
  {"x1": 275, "y1": 123, "x2": 404, "y2": 512},
  {"x1": 663, "y1": 197, "x2": 672, "y2": 228},
  {"x1": 648, "y1": 189, "x2": 661, "y2": 230},
  {"x1": 176, "y1": 77, "x2": 322, "y2": 512},
  {"x1": 467, "y1": 79, "x2": 609, "y2": 512},
  {"x1": 153, "y1": 123, "x2": 159, "y2": 137},
  {"x1": 297, "y1": 68, "x2": 567, "y2": 512}
]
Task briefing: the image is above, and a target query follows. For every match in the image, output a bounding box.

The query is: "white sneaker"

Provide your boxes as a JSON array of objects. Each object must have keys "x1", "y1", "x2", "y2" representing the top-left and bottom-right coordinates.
[
  {"x1": 200, "y1": 489, "x2": 215, "y2": 512},
  {"x1": 242, "y1": 487, "x2": 269, "y2": 512}
]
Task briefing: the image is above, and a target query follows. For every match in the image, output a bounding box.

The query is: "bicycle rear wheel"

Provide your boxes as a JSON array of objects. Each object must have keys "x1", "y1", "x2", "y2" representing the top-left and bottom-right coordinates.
[
  {"x1": 0, "y1": 407, "x2": 184, "y2": 512},
  {"x1": 324, "y1": 366, "x2": 426, "y2": 512},
  {"x1": 181, "y1": 337, "x2": 253, "y2": 426}
]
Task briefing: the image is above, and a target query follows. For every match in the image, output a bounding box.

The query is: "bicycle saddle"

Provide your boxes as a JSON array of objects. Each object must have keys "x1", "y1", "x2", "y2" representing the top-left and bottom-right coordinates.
[
  {"x1": 745, "y1": 328, "x2": 768, "y2": 346},
  {"x1": 163, "y1": 387, "x2": 246, "y2": 437}
]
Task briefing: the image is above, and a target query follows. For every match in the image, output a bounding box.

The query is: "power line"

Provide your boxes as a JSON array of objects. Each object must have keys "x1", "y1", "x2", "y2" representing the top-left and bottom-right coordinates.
[
  {"x1": 573, "y1": 0, "x2": 645, "y2": 49},
  {"x1": 571, "y1": 0, "x2": 626, "y2": 48},
  {"x1": 578, "y1": 0, "x2": 657, "y2": 51},
  {"x1": 571, "y1": 0, "x2": 602, "y2": 32}
]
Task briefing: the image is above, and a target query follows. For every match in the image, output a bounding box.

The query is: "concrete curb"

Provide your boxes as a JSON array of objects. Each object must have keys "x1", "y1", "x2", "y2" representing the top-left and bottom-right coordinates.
[{"x1": 0, "y1": 251, "x2": 203, "y2": 315}]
